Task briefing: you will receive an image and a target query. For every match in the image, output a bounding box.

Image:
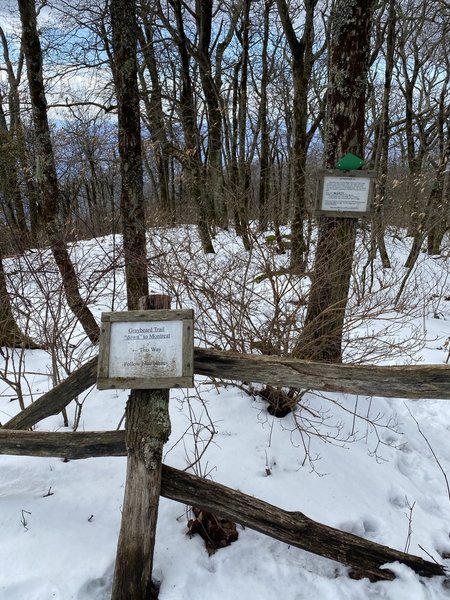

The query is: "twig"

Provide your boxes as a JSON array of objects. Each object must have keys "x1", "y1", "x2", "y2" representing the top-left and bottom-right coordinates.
[
  {"x1": 403, "y1": 497, "x2": 415, "y2": 553},
  {"x1": 21, "y1": 509, "x2": 31, "y2": 530},
  {"x1": 405, "y1": 403, "x2": 450, "y2": 502},
  {"x1": 418, "y1": 544, "x2": 440, "y2": 565}
]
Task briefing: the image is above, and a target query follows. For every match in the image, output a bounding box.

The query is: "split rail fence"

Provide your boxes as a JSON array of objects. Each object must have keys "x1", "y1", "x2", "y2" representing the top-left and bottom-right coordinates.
[{"x1": 1, "y1": 348, "x2": 449, "y2": 583}]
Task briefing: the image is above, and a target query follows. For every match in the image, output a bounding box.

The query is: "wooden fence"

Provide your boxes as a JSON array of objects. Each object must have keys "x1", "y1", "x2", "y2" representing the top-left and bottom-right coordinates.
[{"x1": 0, "y1": 349, "x2": 449, "y2": 583}]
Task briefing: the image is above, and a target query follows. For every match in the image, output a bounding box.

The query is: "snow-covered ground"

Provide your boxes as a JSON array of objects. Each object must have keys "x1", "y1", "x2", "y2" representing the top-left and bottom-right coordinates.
[{"x1": 0, "y1": 228, "x2": 449, "y2": 599}]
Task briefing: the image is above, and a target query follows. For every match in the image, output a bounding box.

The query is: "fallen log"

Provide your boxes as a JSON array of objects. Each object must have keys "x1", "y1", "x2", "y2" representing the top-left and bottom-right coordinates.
[
  {"x1": 3, "y1": 349, "x2": 450, "y2": 432},
  {"x1": 162, "y1": 465, "x2": 447, "y2": 582},
  {"x1": 0, "y1": 429, "x2": 446, "y2": 582}
]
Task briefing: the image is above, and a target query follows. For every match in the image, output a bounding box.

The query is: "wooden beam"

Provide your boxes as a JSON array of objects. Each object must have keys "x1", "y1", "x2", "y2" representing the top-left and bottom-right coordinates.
[
  {"x1": 3, "y1": 349, "x2": 450, "y2": 433},
  {"x1": 0, "y1": 429, "x2": 445, "y2": 581},
  {"x1": 111, "y1": 294, "x2": 172, "y2": 600},
  {"x1": 161, "y1": 465, "x2": 446, "y2": 582},
  {"x1": 0, "y1": 429, "x2": 126, "y2": 458},
  {"x1": 193, "y1": 348, "x2": 450, "y2": 400}
]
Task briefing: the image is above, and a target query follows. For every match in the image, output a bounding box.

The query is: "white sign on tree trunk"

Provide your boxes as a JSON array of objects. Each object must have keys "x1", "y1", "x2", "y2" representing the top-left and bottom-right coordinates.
[
  {"x1": 315, "y1": 170, "x2": 375, "y2": 218},
  {"x1": 97, "y1": 309, "x2": 194, "y2": 389}
]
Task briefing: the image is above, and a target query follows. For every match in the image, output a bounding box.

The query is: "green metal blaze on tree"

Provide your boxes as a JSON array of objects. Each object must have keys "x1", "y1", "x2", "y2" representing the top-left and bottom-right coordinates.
[{"x1": 336, "y1": 153, "x2": 365, "y2": 171}]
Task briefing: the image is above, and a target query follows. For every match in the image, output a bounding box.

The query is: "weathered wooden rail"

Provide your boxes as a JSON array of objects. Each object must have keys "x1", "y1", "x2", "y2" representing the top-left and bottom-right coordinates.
[
  {"x1": 3, "y1": 349, "x2": 450, "y2": 431},
  {"x1": 194, "y1": 348, "x2": 450, "y2": 399},
  {"x1": 1, "y1": 349, "x2": 449, "y2": 583}
]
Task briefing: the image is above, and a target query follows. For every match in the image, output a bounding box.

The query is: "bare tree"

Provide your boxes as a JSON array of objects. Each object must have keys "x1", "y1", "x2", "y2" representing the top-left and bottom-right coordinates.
[
  {"x1": 275, "y1": 0, "x2": 321, "y2": 271},
  {"x1": 109, "y1": 0, "x2": 149, "y2": 310},
  {"x1": 17, "y1": 0, "x2": 100, "y2": 343},
  {"x1": 294, "y1": 0, "x2": 376, "y2": 362},
  {"x1": 370, "y1": 0, "x2": 395, "y2": 269},
  {"x1": 138, "y1": 2, "x2": 173, "y2": 218},
  {"x1": 158, "y1": 0, "x2": 215, "y2": 253},
  {"x1": 0, "y1": 26, "x2": 36, "y2": 240}
]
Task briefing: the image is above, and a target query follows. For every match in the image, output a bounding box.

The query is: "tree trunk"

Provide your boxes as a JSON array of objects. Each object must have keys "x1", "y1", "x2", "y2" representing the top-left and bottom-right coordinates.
[
  {"x1": 196, "y1": 0, "x2": 223, "y2": 228},
  {"x1": 258, "y1": 1, "x2": 272, "y2": 231},
  {"x1": 110, "y1": 6, "x2": 167, "y2": 594},
  {"x1": 0, "y1": 107, "x2": 27, "y2": 238},
  {"x1": 426, "y1": 72, "x2": 450, "y2": 256},
  {"x1": 227, "y1": 0, "x2": 252, "y2": 250},
  {"x1": 0, "y1": 27, "x2": 29, "y2": 240},
  {"x1": 17, "y1": 0, "x2": 100, "y2": 343},
  {"x1": 372, "y1": 0, "x2": 395, "y2": 269},
  {"x1": 110, "y1": 0, "x2": 149, "y2": 310},
  {"x1": 276, "y1": 0, "x2": 316, "y2": 272},
  {"x1": 0, "y1": 249, "x2": 40, "y2": 348},
  {"x1": 294, "y1": 0, "x2": 375, "y2": 362},
  {"x1": 169, "y1": 0, "x2": 215, "y2": 253},
  {"x1": 138, "y1": 9, "x2": 173, "y2": 219}
]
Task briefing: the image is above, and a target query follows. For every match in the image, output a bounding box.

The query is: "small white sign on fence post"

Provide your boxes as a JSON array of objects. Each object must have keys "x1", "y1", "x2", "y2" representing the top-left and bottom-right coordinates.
[{"x1": 97, "y1": 309, "x2": 194, "y2": 389}]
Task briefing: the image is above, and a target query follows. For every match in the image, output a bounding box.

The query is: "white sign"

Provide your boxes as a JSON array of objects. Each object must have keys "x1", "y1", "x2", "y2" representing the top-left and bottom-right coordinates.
[
  {"x1": 108, "y1": 320, "x2": 183, "y2": 379},
  {"x1": 97, "y1": 309, "x2": 194, "y2": 389},
  {"x1": 322, "y1": 176, "x2": 371, "y2": 213}
]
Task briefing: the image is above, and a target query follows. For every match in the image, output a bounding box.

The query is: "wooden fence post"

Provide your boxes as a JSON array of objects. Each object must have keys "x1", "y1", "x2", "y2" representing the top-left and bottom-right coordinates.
[{"x1": 111, "y1": 294, "x2": 171, "y2": 600}]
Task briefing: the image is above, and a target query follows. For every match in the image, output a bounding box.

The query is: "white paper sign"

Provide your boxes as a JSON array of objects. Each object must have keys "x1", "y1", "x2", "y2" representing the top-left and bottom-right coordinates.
[
  {"x1": 108, "y1": 320, "x2": 183, "y2": 378},
  {"x1": 322, "y1": 176, "x2": 370, "y2": 212}
]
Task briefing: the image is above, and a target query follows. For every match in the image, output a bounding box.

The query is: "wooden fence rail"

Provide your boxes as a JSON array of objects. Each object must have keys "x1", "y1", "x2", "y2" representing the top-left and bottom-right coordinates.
[
  {"x1": 194, "y1": 348, "x2": 450, "y2": 399},
  {"x1": 0, "y1": 428, "x2": 445, "y2": 582},
  {"x1": 3, "y1": 349, "x2": 450, "y2": 431}
]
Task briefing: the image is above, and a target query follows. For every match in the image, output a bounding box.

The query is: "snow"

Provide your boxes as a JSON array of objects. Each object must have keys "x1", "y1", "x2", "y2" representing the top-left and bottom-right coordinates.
[{"x1": 0, "y1": 228, "x2": 449, "y2": 599}]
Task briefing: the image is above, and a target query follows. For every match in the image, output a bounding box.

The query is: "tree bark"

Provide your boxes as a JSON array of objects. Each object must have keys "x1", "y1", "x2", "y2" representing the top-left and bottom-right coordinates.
[
  {"x1": 138, "y1": 8, "x2": 173, "y2": 218},
  {"x1": 397, "y1": 2, "x2": 426, "y2": 238},
  {"x1": 195, "y1": 0, "x2": 224, "y2": 226},
  {"x1": 426, "y1": 71, "x2": 450, "y2": 256},
  {"x1": 371, "y1": 0, "x2": 395, "y2": 269},
  {"x1": 258, "y1": 1, "x2": 272, "y2": 231},
  {"x1": 0, "y1": 27, "x2": 29, "y2": 239},
  {"x1": 227, "y1": 0, "x2": 252, "y2": 250},
  {"x1": 165, "y1": 0, "x2": 215, "y2": 254}
]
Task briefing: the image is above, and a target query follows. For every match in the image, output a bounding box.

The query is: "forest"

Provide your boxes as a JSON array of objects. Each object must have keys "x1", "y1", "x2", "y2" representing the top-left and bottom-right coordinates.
[
  {"x1": 0, "y1": 1, "x2": 449, "y2": 599},
  {"x1": 0, "y1": 0, "x2": 448, "y2": 355}
]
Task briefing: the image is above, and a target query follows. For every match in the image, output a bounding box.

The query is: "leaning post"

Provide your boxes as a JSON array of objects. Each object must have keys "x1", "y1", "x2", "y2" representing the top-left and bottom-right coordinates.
[{"x1": 100, "y1": 294, "x2": 194, "y2": 599}]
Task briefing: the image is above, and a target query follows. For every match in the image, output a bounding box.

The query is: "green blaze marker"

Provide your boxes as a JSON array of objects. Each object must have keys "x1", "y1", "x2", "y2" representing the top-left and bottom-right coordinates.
[{"x1": 336, "y1": 153, "x2": 365, "y2": 171}]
